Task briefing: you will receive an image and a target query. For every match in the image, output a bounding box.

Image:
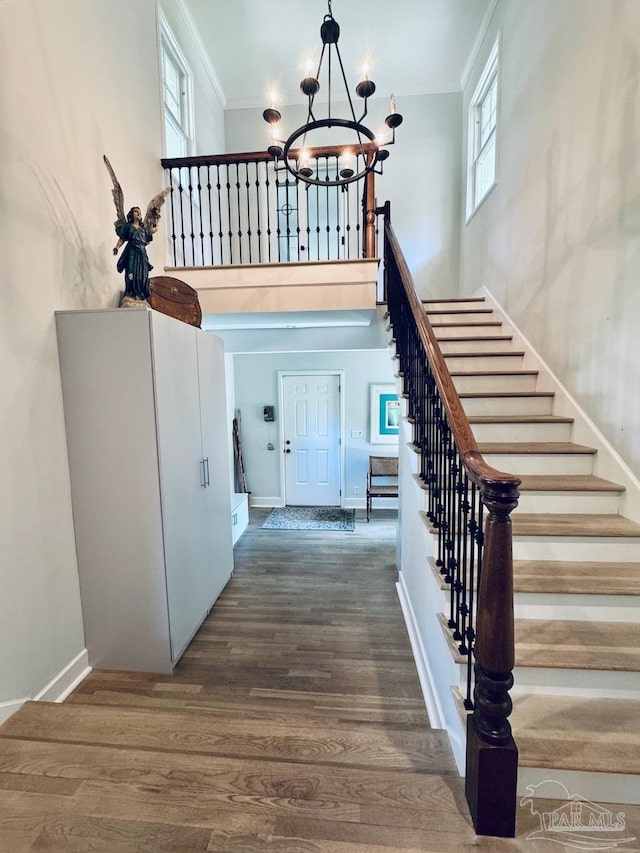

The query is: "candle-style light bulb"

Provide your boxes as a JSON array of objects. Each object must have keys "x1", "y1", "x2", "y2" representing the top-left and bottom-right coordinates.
[
  {"x1": 361, "y1": 62, "x2": 370, "y2": 81},
  {"x1": 305, "y1": 57, "x2": 314, "y2": 75},
  {"x1": 269, "y1": 91, "x2": 278, "y2": 109},
  {"x1": 390, "y1": 93, "x2": 396, "y2": 113}
]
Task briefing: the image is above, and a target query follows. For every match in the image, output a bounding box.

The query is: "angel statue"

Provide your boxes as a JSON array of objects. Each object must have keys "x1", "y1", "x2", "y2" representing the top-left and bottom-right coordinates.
[{"x1": 104, "y1": 155, "x2": 170, "y2": 303}]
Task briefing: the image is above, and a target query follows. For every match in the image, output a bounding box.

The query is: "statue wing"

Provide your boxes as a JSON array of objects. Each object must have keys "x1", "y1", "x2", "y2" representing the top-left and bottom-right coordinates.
[
  {"x1": 103, "y1": 155, "x2": 126, "y2": 225},
  {"x1": 143, "y1": 187, "x2": 171, "y2": 231}
]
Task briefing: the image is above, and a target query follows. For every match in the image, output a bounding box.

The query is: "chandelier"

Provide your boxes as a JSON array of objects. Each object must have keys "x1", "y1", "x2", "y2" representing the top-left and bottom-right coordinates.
[{"x1": 262, "y1": 0, "x2": 403, "y2": 187}]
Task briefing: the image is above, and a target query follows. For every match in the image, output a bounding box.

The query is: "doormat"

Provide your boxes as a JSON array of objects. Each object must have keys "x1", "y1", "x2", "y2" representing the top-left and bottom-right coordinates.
[{"x1": 261, "y1": 506, "x2": 355, "y2": 531}]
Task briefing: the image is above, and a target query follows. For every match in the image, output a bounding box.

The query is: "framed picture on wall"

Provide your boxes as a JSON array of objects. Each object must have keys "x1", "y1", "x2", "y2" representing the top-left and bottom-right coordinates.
[{"x1": 370, "y1": 384, "x2": 400, "y2": 444}]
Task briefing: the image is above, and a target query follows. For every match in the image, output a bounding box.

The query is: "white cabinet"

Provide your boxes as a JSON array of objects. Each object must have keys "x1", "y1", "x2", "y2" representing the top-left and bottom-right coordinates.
[
  {"x1": 231, "y1": 493, "x2": 249, "y2": 545},
  {"x1": 55, "y1": 307, "x2": 233, "y2": 673}
]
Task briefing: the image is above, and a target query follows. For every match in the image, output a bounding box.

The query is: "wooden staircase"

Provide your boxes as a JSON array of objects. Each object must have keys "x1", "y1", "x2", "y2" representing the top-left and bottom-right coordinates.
[{"x1": 421, "y1": 296, "x2": 640, "y2": 803}]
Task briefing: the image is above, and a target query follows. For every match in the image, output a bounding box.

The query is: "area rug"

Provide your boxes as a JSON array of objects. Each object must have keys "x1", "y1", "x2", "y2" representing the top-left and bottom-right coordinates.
[{"x1": 261, "y1": 506, "x2": 355, "y2": 531}]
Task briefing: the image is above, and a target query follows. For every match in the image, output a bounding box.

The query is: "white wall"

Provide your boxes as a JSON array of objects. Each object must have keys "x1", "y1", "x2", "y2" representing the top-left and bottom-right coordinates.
[
  {"x1": 0, "y1": 0, "x2": 224, "y2": 710},
  {"x1": 233, "y1": 348, "x2": 397, "y2": 504},
  {"x1": 461, "y1": 0, "x2": 640, "y2": 476},
  {"x1": 224, "y1": 92, "x2": 463, "y2": 299}
]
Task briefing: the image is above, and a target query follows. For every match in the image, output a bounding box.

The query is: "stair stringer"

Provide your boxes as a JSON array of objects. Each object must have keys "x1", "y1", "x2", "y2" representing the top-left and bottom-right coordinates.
[
  {"x1": 395, "y1": 408, "x2": 469, "y2": 774},
  {"x1": 480, "y1": 286, "x2": 640, "y2": 522}
]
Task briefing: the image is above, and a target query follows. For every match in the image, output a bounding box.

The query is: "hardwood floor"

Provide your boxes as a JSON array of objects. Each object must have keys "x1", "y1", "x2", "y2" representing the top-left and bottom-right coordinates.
[{"x1": 1, "y1": 508, "x2": 638, "y2": 851}]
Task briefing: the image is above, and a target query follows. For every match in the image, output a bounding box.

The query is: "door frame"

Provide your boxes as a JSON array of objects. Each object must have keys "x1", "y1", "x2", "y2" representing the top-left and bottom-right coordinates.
[{"x1": 277, "y1": 370, "x2": 346, "y2": 508}]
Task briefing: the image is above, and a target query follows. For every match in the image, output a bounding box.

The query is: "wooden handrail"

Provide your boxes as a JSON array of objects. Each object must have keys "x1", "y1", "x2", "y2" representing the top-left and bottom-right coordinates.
[
  {"x1": 384, "y1": 221, "x2": 518, "y2": 494},
  {"x1": 161, "y1": 142, "x2": 379, "y2": 170},
  {"x1": 383, "y1": 216, "x2": 520, "y2": 837}
]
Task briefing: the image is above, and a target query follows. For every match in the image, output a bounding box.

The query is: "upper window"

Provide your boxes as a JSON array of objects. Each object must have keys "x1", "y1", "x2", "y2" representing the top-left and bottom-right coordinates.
[
  {"x1": 160, "y1": 22, "x2": 193, "y2": 158},
  {"x1": 467, "y1": 38, "x2": 499, "y2": 218}
]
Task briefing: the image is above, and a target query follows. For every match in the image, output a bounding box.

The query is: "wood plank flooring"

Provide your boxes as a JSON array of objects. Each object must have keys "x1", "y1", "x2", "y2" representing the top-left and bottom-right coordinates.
[{"x1": 1, "y1": 508, "x2": 639, "y2": 850}]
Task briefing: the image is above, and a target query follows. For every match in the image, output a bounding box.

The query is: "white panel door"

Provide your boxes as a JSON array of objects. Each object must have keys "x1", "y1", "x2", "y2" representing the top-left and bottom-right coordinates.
[{"x1": 283, "y1": 373, "x2": 341, "y2": 506}]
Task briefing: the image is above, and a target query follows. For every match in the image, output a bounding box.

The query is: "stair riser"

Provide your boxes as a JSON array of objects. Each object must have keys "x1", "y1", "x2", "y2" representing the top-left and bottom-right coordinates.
[
  {"x1": 482, "y1": 452, "x2": 594, "y2": 475},
  {"x1": 426, "y1": 311, "x2": 495, "y2": 324},
  {"x1": 517, "y1": 492, "x2": 621, "y2": 514},
  {"x1": 517, "y1": 767, "x2": 640, "y2": 809},
  {"x1": 444, "y1": 356, "x2": 525, "y2": 373},
  {"x1": 462, "y1": 396, "x2": 554, "y2": 417},
  {"x1": 512, "y1": 536, "x2": 640, "y2": 561},
  {"x1": 433, "y1": 324, "x2": 503, "y2": 339},
  {"x1": 439, "y1": 339, "x2": 515, "y2": 354},
  {"x1": 452, "y1": 662, "x2": 640, "y2": 701},
  {"x1": 512, "y1": 666, "x2": 640, "y2": 698},
  {"x1": 452, "y1": 374, "x2": 538, "y2": 393},
  {"x1": 513, "y1": 594, "x2": 640, "y2": 621},
  {"x1": 471, "y1": 421, "x2": 573, "y2": 442}
]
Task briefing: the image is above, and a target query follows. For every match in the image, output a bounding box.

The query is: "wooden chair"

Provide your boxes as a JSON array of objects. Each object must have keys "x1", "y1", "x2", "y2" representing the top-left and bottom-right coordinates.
[{"x1": 366, "y1": 455, "x2": 399, "y2": 521}]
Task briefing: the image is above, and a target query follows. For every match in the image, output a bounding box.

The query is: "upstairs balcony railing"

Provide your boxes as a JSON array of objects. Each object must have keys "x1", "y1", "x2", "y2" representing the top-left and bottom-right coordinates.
[{"x1": 161, "y1": 145, "x2": 381, "y2": 269}]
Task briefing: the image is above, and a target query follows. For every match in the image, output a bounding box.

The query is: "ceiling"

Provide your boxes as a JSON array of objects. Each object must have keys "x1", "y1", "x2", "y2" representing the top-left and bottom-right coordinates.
[{"x1": 183, "y1": 0, "x2": 494, "y2": 109}]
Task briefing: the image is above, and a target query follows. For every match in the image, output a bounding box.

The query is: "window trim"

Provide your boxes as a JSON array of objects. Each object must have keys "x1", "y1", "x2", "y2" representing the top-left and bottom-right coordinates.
[
  {"x1": 466, "y1": 35, "x2": 500, "y2": 222},
  {"x1": 159, "y1": 16, "x2": 195, "y2": 157}
]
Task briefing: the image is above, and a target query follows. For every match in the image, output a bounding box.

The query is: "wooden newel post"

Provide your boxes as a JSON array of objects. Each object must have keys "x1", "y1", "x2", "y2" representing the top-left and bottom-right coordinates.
[{"x1": 465, "y1": 477, "x2": 520, "y2": 838}]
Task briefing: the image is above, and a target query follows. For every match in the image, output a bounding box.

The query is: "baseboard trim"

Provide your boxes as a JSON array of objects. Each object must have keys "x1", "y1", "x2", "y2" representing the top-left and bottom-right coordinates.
[
  {"x1": 249, "y1": 496, "x2": 284, "y2": 508},
  {"x1": 396, "y1": 573, "x2": 445, "y2": 729},
  {"x1": 33, "y1": 649, "x2": 91, "y2": 703},
  {"x1": 0, "y1": 698, "x2": 28, "y2": 726}
]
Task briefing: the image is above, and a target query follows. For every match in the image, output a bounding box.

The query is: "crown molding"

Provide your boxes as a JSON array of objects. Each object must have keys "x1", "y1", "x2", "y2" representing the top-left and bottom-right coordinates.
[
  {"x1": 460, "y1": 0, "x2": 499, "y2": 91},
  {"x1": 169, "y1": 0, "x2": 227, "y2": 109}
]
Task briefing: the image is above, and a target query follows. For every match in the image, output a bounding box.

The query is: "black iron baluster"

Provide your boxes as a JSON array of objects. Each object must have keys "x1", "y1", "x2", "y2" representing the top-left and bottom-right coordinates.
[
  {"x1": 215, "y1": 164, "x2": 223, "y2": 264},
  {"x1": 167, "y1": 167, "x2": 177, "y2": 266},
  {"x1": 206, "y1": 166, "x2": 214, "y2": 265},
  {"x1": 466, "y1": 483, "x2": 478, "y2": 708},
  {"x1": 325, "y1": 156, "x2": 330, "y2": 259},
  {"x1": 178, "y1": 167, "x2": 186, "y2": 266},
  {"x1": 265, "y1": 163, "x2": 272, "y2": 263},
  {"x1": 275, "y1": 176, "x2": 282, "y2": 261},
  {"x1": 236, "y1": 163, "x2": 243, "y2": 264},
  {"x1": 295, "y1": 173, "x2": 302, "y2": 260},
  {"x1": 196, "y1": 166, "x2": 205, "y2": 264},
  {"x1": 187, "y1": 166, "x2": 196, "y2": 265},
  {"x1": 244, "y1": 161, "x2": 252, "y2": 264},
  {"x1": 459, "y1": 469, "x2": 471, "y2": 658},
  {"x1": 254, "y1": 161, "x2": 262, "y2": 263},
  {"x1": 226, "y1": 164, "x2": 233, "y2": 264}
]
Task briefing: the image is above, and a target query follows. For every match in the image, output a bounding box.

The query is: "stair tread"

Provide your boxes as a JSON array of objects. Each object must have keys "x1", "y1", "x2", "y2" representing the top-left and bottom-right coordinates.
[
  {"x1": 478, "y1": 442, "x2": 596, "y2": 455},
  {"x1": 513, "y1": 560, "x2": 640, "y2": 595},
  {"x1": 0, "y1": 701, "x2": 449, "y2": 773},
  {"x1": 512, "y1": 513, "x2": 640, "y2": 537},
  {"x1": 518, "y1": 475, "x2": 625, "y2": 493},
  {"x1": 513, "y1": 694, "x2": 640, "y2": 775},
  {"x1": 443, "y1": 350, "x2": 525, "y2": 357}
]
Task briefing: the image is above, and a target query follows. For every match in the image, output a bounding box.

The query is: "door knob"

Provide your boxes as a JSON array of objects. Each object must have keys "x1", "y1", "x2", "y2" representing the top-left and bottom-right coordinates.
[{"x1": 285, "y1": 448, "x2": 291, "y2": 454}]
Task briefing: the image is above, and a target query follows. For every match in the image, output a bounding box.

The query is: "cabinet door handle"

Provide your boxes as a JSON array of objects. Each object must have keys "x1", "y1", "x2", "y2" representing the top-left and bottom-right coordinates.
[
  {"x1": 204, "y1": 457, "x2": 210, "y2": 487},
  {"x1": 200, "y1": 459, "x2": 206, "y2": 488}
]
